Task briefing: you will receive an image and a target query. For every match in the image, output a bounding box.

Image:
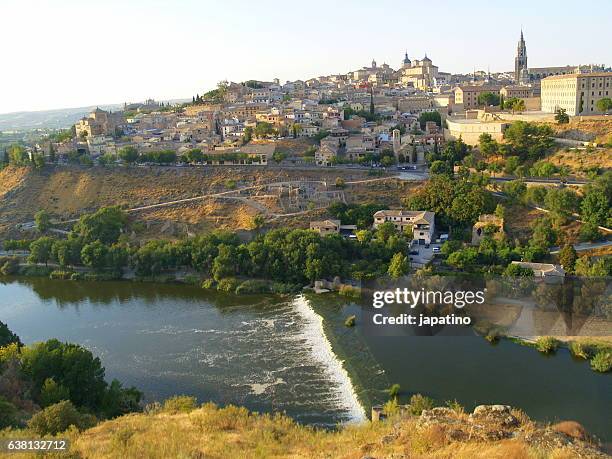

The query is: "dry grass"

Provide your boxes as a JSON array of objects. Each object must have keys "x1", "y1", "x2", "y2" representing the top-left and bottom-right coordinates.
[{"x1": 1, "y1": 403, "x2": 604, "y2": 459}]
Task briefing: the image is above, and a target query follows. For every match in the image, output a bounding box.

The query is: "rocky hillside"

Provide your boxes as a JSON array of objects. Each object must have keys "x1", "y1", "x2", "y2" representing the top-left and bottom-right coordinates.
[
  {"x1": 0, "y1": 165, "x2": 409, "y2": 240},
  {"x1": 3, "y1": 403, "x2": 607, "y2": 458}
]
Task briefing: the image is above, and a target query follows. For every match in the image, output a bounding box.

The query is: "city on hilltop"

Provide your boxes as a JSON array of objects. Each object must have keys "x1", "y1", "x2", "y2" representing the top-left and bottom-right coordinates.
[
  {"x1": 0, "y1": 6, "x2": 611, "y2": 457},
  {"x1": 4, "y1": 31, "x2": 608, "y2": 169}
]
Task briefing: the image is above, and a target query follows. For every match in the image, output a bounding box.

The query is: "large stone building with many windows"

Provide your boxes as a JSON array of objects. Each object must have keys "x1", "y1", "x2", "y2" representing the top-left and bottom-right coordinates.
[{"x1": 541, "y1": 72, "x2": 612, "y2": 115}]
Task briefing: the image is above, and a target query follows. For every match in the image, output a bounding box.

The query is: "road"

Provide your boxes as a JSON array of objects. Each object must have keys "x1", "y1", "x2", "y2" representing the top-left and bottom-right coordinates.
[
  {"x1": 491, "y1": 175, "x2": 589, "y2": 186},
  {"x1": 549, "y1": 240, "x2": 612, "y2": 254},
  {"x1": 17, "y1": 176, "x2": 402, "y2": 229}
]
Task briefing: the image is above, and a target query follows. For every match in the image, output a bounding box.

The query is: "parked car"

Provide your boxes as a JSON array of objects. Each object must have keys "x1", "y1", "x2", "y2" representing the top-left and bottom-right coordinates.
[
  {"x1": 409, "y1": 250, "x2": 419, "y2": 255},
  {"x1": 425, "y1": 243, "x2": 430, "y2": 249},
  {"x1": 432, "y1": 247, "x2": 441, "y2": 253}
]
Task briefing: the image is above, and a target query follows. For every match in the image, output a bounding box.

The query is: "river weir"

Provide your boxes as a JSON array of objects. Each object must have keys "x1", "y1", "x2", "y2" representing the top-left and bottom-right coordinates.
[{"x1": 0, "y1": 277, "x2": 609, "y2": 439}]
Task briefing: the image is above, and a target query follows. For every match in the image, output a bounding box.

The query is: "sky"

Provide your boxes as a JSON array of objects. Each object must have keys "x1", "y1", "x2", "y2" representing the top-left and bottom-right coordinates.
[{"x1": 1, "y1": 0, "x2": 611, "y2": 114}]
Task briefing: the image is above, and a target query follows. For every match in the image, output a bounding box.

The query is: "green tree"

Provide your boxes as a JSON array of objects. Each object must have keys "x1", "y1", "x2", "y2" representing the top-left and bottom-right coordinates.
[
  {"x1": 20, "y1": 340, "x2": 107, "y2": 410},
  {"x1": 212, "y1": 244, "x2": 238, "y2": 281},
  {"x1": 596, "y1": 97, "x2": 612, "y2": 113},
  {"x1": 254, "y1": 122, "x2": 275, "y2": 138},
  {"x1": 7, "y1": 144, "x2": 30, "y2": 166},
  {"x1": 503, "y1": 121, "x2": 553, "y2": 161},
  {"x1": 0, "y1": 321, "x2": 21, "y2": 347},
  {"x1": 477, "y1": 92, "x2": 500, "y2": 107},
  {"x1": 81, "y1": 241, "x2": 110, "y2": 270},
  {"x1": 39, "y1": 378, "x2": 70, "y2": 407},
  {"x1": 580, "y1": 173, "x2": 611, "y2": 227},
  {"x1": 504, "y1": 263, "x2": 534, "y2": 277},
  {"x1": 418, "y1": 111, "x2": 441, "y2": 130},
  {"x1": 34, "y1": 210, "x2": 51, "y2": 232},
  {"x1": 51, "y1": 239, "x2": 82, "y2": 267},
  {"x1": 29, "y1": 237, "x2": 54, "y2": 265},
  {"x1": 554, "y1": 107, "x2": 570, "y2": 124},
  {"x1": 558, "y1": 244, "x2": 577, "y2": 273},
  {"x1": 32, "y1": 154, "x2": 45, "y2": 169},
  {"x1": 387, "y1": 252, "x2": 409, "y2": 278},
  {"x1": 118, "y1": 146, "x2": 138, "y2": 163},
  {"x1": 71, "y1": 206, "x2": 128, "y2": 244}
]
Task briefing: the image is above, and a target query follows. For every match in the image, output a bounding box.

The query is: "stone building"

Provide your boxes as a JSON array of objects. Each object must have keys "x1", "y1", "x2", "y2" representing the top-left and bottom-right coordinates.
[
  {"x1": 454, "y1": 85, "x2": 502, "y2": 110},
  {"x1": 74, "y1": 108, "x2": 121, "y2": 139},
  {"x1": 541, "y1": 72, "x2": 612, "y2": 115},
  {"x1": 400, "y1": 53, "x2": 439, "y2": 90}
]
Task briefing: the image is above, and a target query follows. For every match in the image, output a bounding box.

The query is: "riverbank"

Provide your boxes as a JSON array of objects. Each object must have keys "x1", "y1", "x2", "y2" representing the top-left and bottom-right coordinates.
[{"x1": 1, "y1": 277, "x2": 610, "y2": 441}]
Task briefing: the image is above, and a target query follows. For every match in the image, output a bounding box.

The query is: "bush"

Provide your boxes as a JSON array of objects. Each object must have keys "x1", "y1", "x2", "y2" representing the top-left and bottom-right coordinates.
[
  {"x1": 344, "y1": 315, "x2": 356, "y2": 327},
  {"x1": 269, "y1": 282, "x2": 301, "y2": 294},
  {"x1": 408, "y1": 394, "x2": 435, "y2": 415},
  {"x1": 216, "y1": 278, "x2": 240, "y2": 293},
  {"x1": 49, "y1": 270, "x2": 74, "y2": 280},
  {"x1": 182, "y1": 275, "x2": 201, "y2": 285},
  {"x1": 235, "y1": 279, "x2": 270, "y2": 294},
  {"x1": 338, "y1": 285, "x2": 360, "y2": 299},
  {"x1": 19, "y1": 265, "x2": 53, "y2": 277},
  {"x1": 28, "y1": 400, "x2": 96, "y2": 435},
  {"x1": 382, "y1": 398, "x2": 399, "y2": 416},
  {"x1": 387, "y1": 383, "x2": 401, "y2": 398},
  {"x1": 0, "y1": 257, "x2": 20, "y2": 275},
  {"x1": 163, "y1": 395, "x2": 197, "y2": 413},
  {"x1": 579, "y1": 222, "x2": 602, "y2": 242},
  {"x1": 0, "y1": 320, "x2": 21, "y2": 347},
  {"x1": 590, "y1": 351, "x2": 612, "y2": 373},
  {"x1": 535, "y1": 336, "x2": 558, "y2": 354},
  {"x1": 39, "y1": 377, "x2": 70, "y2": 407},
  {"x1": 569, "y1": 341, "x2": 593, "y2": 360},
  {"x1": 201, "y1": 278, "x2": 216, "y2": 289},
  {"x1": 0, "y1": 396, "x2": 18, "y2": 429}
]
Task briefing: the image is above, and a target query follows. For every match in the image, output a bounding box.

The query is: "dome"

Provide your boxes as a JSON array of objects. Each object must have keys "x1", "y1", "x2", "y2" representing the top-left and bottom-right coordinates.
[{"x1": 403, "y1": 52, "x2": 411, "y2": 65}]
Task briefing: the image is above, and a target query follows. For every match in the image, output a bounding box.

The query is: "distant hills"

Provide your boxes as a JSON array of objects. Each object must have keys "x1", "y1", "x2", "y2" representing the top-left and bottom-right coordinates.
[
  {"x1": 0, "y1": 98, "x2": 189, "y2": 131},
  {"x1": 0, "y1": 105, "x2": 123, "y2": 131}
]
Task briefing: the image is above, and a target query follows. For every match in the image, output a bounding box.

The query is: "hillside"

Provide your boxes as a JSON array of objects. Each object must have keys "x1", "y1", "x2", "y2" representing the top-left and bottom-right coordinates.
[
  {"x1": 2, "y1": 403, "x2": 607, "y2": 458},
  {"x1": 0, "y1": 165, "x2": 411, "y2": 240}
]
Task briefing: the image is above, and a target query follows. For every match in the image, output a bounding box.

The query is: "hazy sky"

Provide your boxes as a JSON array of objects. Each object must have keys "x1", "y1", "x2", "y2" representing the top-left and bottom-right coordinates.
[{"x1": 1, "y1": 0, "x2": 611, "y2": 114}]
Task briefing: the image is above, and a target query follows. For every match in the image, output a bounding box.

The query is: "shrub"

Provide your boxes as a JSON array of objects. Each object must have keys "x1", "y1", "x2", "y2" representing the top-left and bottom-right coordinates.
[
  {"x1": 70, "y1": 272, "x2": 83, "y2": 281},
  {"x1": 382, "y1": 398, "x2": 399, "y2": 416},
  {"x1": 0, "y1": 396, "x2": 17, "y2": 429},
  {"x1": 408, "y1": 394, "x2": 435, "y2": 415},
  {"x1": 590, "y1": 351, "x2": 612, "y2": 373},
  {"x1": 49, "y1": 270, "x2": 74, "y2": 280},
  {"x1": 201, "y1": 278, "x2": 216, "y2": 289},
  {"x1": 216, "y1": 278, "x2": 240, "y2": 293},
  {"x1": 569, "y1": 341, "x2": 593, "y2": 360},
  {"x1": 445, "y1": 399, "x2": 464, "y2": 415},
  {"x1": 536, "y1": 336, "x2": 559, "y2": 354},
  {"x1": 163, "y1": 395, "x2": 197, "y2": 413},
  {"x1": 19, "y1": 265, "x2": 53, "y2": 277},
  {"x1": 28, "y1": 400, "x2": 96, "y2": 435},
  {"x1": 387, "y1": 383, "x2": 401, "y2": 398},
  {"x1": 182, "y1": 275, "x2": 201, "y2": 285},
  {"x1": 39, "y1": 378, "x2": 70, "y2": 407},
  {"x1": 338, "y1": 285, "x2": 360, "y2": 299},
  {"x1": 269, "y1": 282, "x2": 301, "y2": 294},
  {"x1": 235, "y1": 279, "x2": 270, "y2": 294},
  {"x1": 344, "y1": 315, "x2": 356, "y2": 327},
  {"x1": 0, "y1": 257, "x2": 20, "y2": 275}
]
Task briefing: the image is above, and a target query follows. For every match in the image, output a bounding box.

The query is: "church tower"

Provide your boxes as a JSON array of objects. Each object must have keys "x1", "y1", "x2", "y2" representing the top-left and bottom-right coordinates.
[{"x1": 514, "y1": 30, "x2": 528, "y2": 83}]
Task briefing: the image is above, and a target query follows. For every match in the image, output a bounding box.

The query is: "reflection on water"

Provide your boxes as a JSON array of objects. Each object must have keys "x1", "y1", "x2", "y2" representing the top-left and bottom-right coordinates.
[
  {"x1": 0, "y1": 277, "x2": 364, "y2": 426},
  {"x1": 1, "y1": 277, "x2": 610, "y2": 440}
]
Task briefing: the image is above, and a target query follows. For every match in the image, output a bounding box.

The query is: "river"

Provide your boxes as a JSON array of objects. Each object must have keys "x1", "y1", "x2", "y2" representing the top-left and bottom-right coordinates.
[{"x1": 0, "y1": 277, "x2": 609, "y2": 439}]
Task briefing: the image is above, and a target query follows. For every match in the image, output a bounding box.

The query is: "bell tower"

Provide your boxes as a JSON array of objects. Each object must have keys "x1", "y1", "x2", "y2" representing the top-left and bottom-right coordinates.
[{"x1": 514, "y1": 30, "x2": 528, "y2": 83}]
